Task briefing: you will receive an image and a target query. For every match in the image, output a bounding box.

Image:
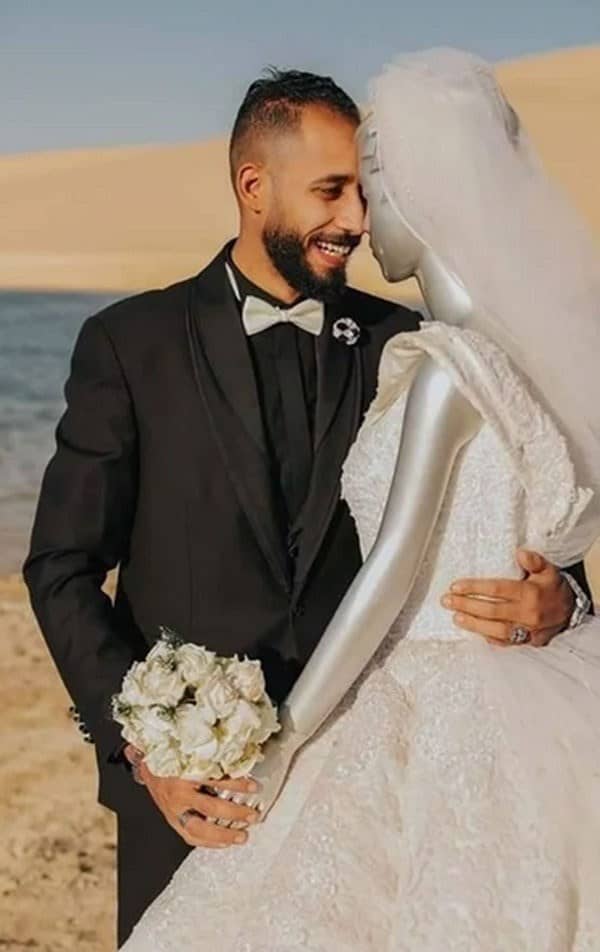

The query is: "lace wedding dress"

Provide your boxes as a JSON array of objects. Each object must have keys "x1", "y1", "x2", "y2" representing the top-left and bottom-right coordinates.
[{"x1": 123, "y1": 323, "x2": 600, "y2": 951}]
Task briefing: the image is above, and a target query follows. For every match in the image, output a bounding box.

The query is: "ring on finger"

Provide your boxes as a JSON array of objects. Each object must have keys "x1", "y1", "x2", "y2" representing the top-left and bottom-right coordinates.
[
  {"x1": 177, "y1": 808, "x2": 197, "y2": 829},
  {"x1": 509, "y1": 625, "x2": 531, "y2": 645}
]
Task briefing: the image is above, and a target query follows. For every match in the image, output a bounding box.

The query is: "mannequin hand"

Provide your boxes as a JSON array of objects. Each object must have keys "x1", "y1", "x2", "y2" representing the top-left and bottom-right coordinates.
[{"x1": 240, "y1": 729, "x2": 303, "y2": 821}]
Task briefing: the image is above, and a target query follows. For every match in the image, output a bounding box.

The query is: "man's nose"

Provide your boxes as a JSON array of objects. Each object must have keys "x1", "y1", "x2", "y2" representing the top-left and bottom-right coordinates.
[{"x1": 336, "y1": 187, "x2": 367, "y2": 236}]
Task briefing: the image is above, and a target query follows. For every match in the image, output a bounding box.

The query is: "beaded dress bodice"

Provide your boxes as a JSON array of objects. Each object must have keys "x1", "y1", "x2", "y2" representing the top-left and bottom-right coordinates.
[{"x1": 342, "y1": 323, "x2": 589, "y2": 636}]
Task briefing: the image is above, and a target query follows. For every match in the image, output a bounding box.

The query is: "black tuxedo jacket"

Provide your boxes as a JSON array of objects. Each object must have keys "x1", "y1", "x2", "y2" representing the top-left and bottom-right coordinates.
[{"x1": 23, "y1": 244, "x2": 422, "y2": 811}]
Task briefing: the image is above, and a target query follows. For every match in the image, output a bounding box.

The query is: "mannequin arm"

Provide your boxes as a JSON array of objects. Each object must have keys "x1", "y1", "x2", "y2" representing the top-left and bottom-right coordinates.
[
  {"x1": 283, "y1": 357, "x2": 481, "y2": 737},
  {"x1": 248, "y1": 358, "x2": 481, "y2": 814}
]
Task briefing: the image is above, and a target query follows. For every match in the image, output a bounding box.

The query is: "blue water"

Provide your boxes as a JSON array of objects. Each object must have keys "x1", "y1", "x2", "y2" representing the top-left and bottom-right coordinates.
[{"x1": 0, "y1": 291, "x2": 120, "y2": 573}]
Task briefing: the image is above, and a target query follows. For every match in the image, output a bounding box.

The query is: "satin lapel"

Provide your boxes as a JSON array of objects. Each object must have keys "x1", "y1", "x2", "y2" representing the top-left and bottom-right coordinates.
[
  {"x1": 185, "y1": 247, "x2": 290, "y2": 593},
  {"x1": 294, "y1": 302, "x2": 363, "y2": 596},
  {"x1": 313, "y1": 300, "x2": 357, "y2": 451}
]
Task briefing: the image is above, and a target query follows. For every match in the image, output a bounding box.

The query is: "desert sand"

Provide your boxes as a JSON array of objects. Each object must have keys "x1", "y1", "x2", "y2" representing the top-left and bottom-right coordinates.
[
  {"x1": 0, "y1": 574, "x2": 116, "y2": 951},
  {"x1": 1, "y1": 46, "x2": 599, "y2": 951}
]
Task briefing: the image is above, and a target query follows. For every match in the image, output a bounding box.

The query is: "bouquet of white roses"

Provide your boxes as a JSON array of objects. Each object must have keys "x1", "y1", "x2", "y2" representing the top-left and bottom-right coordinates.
[{"x1": 112, "y1": 628, "x2": 280, "y2": 781}]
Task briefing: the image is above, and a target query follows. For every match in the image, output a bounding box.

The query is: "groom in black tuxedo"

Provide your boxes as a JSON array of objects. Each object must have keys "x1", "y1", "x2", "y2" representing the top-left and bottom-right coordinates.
[{"x1": 24, "y1": 69, "x2": 590, "y2": 946}]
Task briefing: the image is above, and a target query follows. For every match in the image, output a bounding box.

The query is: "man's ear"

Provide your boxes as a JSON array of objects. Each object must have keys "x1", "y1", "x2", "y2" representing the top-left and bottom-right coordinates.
[{"x1": 236, "y1": 162, "x2": 268, "y2": 216}]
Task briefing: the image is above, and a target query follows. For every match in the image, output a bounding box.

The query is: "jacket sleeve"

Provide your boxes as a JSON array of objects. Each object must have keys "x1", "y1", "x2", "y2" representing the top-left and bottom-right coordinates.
[
  {"x1": 564, "y1": 560, "x2": 595, "y2": 617},
  {"x1": 23, "y1": 313, "x2": 142, "y2": 765}
]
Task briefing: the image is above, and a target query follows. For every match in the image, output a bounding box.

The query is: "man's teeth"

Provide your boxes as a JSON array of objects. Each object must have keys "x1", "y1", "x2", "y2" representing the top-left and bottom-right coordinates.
[{"x1": 315, "y1": 240, "x2": 352, "y2": 258}]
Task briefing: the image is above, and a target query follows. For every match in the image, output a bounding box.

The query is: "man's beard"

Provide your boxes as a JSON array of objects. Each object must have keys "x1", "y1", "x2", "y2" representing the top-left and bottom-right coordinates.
[{"x1": 262, "y1": 226, "x2": 352, "y2": 303}]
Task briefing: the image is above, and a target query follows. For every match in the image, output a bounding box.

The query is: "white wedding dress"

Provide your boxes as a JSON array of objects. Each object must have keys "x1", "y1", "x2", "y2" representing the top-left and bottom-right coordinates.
[{"x1": 123, "y1": 324, "x2": 600, "y2": 951}]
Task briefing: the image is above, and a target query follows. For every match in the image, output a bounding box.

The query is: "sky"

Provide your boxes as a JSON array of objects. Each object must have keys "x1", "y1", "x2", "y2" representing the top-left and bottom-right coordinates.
[{"x1": 2, "y1": 0, "x2": 599, "y2": 154}]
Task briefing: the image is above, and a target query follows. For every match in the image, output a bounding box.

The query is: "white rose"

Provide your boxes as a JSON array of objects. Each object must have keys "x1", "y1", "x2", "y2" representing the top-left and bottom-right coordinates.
[
  {"x1": 176, "y1": 705, "x2": 220, "y2": 761},
  {"x1": 145, "y1": 638, "x2": 177, "y2": 667},
  {"x1": 144, "y1": 739, "x2": 184, "y2": 777},
  {"x1": 111, "y1": 694, "x2": 131, "y2": 726},
  {"x1": 142, "y1": 659, "x2": 186, "y2": 707},
  {"x1": 218, "y1": 734, "x2": 248, "y2": 771},
  {"x1": 176, "y1": 643, "x2": 217, "y2": 688},
  {"x1": 180, "y1": 757, "x2": 223, "y2": 783},
  {"x1": 220, "y1": 699, "x2": 262, "y2": 747},
  {"x1": 118, "y1": 710, "x2": 147, "y2": 750},
  {"x1": 183, "y1": 694, "x2": 217, "y2": 726},
  {"x1": 200, "y1": 670, "x2": 238, "y2": 720},
  {"x1": 226, "y1": 657, "x2": 266, "y2": 702},
  {"x1": 118, "y1": 662, "x2": 148, "y2": 708},
  {"x1": 225, "y1": 744, "x2": 262, "y2": 779},
  {"x1": 138, "y1": 705, "x2": 176, "y2": 747},
  {"x1": 252, "y1": 699, "x2": 281, "y2": 745}
]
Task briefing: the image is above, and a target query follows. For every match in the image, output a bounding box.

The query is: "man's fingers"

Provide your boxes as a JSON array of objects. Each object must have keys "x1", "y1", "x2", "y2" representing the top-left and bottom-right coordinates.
[
  {"x1": 190, "y1": 789, "x2": 260, "y2": 825},
  {"x1": 453, "y1": 611, "x2": 554, "y2": 647},
  {"x1": 177, "y1": 812, "x2": 250, "y2": 849},
  {"x1": 450, "y1": 578, "x2": 523, "y2": 601},
  {"x1": 444, "y1": 591, "x2": 543, "y2": 629},
  {"x1": 445, "y1": 582, "x2": 549, "y2": 629},
  {"x1": 443, "y1": 593, "x2": 516, "y2": 622},
  {"x1": 139, "y1": 763, "x2": 202, "y2": 794},
  {"x1": 452, "y1": 612, "x2": 511, "y2": 642},
  {"x1": 516, "y1": 548, "x2": 548, "y2": 575},
  {"x1": 205, "y1": 777, "x2": 258, "y2": 795},
  {"x1": 150, "y1": 772, "x2": 257, "y2": 800},
  {"x1": 123, "y1": 744, "x2": 142, "y2": 764}
]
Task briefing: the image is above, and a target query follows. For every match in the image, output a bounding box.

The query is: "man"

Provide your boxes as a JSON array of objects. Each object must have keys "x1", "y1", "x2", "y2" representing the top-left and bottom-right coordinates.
[{"x1": 23, "y1": 69, "x2": 591, "y2": 946}]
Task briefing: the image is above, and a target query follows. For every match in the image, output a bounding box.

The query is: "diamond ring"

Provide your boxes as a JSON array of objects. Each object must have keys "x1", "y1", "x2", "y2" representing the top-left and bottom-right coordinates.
[{"x1": 509, "y1": 626, "x2": 531, "y2": 645}]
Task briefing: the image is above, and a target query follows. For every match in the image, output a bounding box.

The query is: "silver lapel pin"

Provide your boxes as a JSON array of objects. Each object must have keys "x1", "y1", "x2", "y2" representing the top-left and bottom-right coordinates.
[{"x1": 332, "y1": 317, "x2": 361, "y2": 346}]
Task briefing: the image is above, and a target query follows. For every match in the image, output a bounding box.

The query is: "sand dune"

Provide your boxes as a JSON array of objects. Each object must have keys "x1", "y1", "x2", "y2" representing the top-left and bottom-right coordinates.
[{"x1": 1, "y1": 45, "x2": 599, "y2": 298}]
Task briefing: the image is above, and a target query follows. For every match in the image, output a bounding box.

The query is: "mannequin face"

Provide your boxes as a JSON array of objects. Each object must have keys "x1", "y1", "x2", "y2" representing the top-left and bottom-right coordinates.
[{"x1": 357, "y1": 116, "x2": 422, "y2": 282}]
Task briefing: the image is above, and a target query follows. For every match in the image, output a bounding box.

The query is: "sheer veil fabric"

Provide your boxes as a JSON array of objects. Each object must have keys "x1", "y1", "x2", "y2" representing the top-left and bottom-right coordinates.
[{"x1": 369, "y1": 47, "x2": 600, "y2": 563}]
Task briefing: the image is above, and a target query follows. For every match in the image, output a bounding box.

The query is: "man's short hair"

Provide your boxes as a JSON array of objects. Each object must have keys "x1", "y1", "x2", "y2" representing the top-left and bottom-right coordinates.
[{"x1": 229, "y1": 68, "x2": 361, "y2": 180}]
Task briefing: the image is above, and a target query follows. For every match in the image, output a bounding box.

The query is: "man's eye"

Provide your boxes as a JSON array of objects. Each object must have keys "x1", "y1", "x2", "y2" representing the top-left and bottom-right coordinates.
[{"x1": 320, "y1": 187, "x2": 342, "y2": 199}]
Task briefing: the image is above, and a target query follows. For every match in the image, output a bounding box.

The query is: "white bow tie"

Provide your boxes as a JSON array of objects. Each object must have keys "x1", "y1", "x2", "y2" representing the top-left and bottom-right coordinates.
[{"x1": 242, "y1": 295, "x2": 324, "y2": 337}]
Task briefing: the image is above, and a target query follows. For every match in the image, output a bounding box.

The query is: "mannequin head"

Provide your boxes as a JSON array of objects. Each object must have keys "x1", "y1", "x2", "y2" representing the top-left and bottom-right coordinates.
[
  {"x1": 357, "y1": 110, "x2": 473, "y2": 325},
  {"x1": 357, "y1": 114, "x2": 423, "y2": 283}
]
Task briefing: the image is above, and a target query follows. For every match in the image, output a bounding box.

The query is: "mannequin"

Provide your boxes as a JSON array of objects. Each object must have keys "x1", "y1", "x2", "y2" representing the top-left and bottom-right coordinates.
[{"x1": 230, "y1": 115, "x2": 482, "y2": 818}]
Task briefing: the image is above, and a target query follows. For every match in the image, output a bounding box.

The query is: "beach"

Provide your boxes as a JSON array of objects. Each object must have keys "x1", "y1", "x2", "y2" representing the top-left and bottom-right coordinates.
[
  {"x1": 1, "y1": 45, "x2": 599, "y2": 951},
  {"x1": 0, "y1": 574, "x2": 116, "y2": 951}
]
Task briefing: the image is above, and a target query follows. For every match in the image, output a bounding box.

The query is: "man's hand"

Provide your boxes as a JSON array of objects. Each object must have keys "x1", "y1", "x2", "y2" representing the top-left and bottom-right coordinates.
[
  {"x1": 124, "y1": 745, "x2": 260, "y2": 848},
  {"x1": 442, "y1": 548, "x2": 575, "y2": 647}
]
